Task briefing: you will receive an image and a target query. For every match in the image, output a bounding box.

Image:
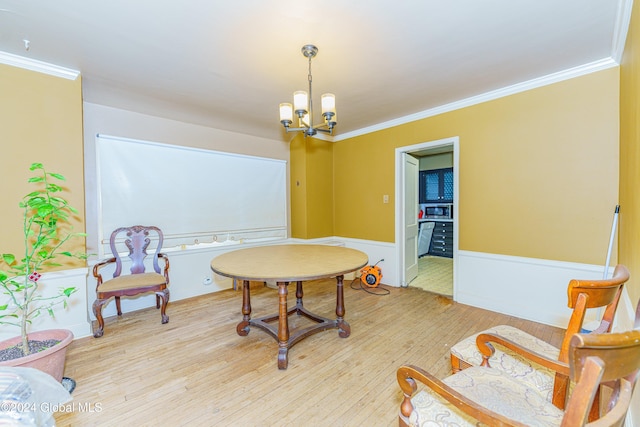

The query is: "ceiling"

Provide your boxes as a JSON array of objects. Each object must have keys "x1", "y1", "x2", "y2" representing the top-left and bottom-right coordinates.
[{"x1": 0, "y1": 1, "x2": 631, "y2": 142}]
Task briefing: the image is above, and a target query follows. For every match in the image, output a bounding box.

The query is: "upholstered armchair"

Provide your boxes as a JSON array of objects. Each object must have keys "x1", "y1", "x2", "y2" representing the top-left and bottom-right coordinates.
[
  {"x1": 398, "y1": 318, "x2": 640, "y2": 427},
  {"x1": 92, "y1": 225, "x2": 170, "y2": 337},
  {"x1": 449, "y1": 264, "x2": 629, "y2": 410}
]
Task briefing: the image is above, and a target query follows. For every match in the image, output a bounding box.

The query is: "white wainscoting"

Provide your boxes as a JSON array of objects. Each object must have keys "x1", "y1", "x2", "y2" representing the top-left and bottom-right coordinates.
[
  {"x1": 456, "y1": 250, "x2": 619, "y2": 328},
  {"x1": 326, "y1": 240, "x2": 635, "y2": 331},
  {"x1": 0, "y1": 268, "x2": 91, "y2": 342},
  {"x1": 13, "y1": 240, "x2": 635, "y2": 343}
]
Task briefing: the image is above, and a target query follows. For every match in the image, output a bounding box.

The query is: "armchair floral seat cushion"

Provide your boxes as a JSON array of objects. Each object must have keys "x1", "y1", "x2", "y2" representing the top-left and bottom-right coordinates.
[
  {"x1": 449, "y1": 324, "x2": 559, "y2": 401},
  {"x1": 406, "y1": 366, "x2": 564, "y2": 427}
]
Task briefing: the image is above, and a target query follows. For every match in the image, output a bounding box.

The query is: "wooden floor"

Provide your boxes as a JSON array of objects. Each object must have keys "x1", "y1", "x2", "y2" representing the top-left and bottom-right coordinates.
[{"x1": 55, "y1": 279, "x2": 564, "y2": 427}]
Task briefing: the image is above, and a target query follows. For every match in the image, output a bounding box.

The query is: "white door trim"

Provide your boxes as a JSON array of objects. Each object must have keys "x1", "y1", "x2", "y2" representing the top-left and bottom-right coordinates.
[{"x1": 394, "y1": 136, "x2": 459, "y2": 293}]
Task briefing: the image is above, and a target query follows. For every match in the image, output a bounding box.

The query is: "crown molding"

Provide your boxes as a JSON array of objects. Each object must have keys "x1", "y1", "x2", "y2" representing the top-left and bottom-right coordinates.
[
  {"x1": 612, "y1": 0, "x2": 634, "y2": 63},
  {"x1": 333, "y1": 57, "x2": 619, "y2": 142},
  {"x1": 0, "y1": 51, "x2": 79, "y2": 80}
]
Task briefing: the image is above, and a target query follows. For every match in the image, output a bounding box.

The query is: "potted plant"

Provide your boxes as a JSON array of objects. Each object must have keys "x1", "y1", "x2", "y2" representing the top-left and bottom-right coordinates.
[{"x1": 0, "y1": 163, "x2": 86, "y2": 381}]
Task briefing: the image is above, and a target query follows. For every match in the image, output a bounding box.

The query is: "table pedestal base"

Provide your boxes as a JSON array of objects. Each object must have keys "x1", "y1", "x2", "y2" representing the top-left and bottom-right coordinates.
[{"x1": 236, "y1": 277, "x2": 350, "y2": 369}]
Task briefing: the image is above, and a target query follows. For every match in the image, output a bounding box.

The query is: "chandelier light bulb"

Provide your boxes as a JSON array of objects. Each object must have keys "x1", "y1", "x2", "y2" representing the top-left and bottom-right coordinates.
[
  {"x1": 293, "y1": 91, "x2": 308, "y2": 115},
  {"x1": 321, "y1": 94, "x2": 336, "y2": 115},
  {"x1": 279, "y1": 103, "x2": 293, "y2": 123}
]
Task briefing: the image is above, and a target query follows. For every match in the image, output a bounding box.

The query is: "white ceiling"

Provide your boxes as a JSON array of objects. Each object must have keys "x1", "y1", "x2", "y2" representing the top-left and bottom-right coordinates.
[{"x1": 0, "y1": 0, "x2": 631, "y2": 142}]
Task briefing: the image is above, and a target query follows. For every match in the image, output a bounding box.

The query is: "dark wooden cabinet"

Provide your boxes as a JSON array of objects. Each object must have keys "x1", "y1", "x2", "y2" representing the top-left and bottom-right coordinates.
[
  {"x1": 428, "y1": 221, "x2": 453, "y2": 258},
  {"x1": 419, "y1": 167, "x2": 453, "y2": 203}
]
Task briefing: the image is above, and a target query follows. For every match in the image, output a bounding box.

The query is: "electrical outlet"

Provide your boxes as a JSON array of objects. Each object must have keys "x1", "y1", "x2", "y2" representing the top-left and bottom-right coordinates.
[{"x1": 383, "y1": 194, "x2": 389, "y2": 203}]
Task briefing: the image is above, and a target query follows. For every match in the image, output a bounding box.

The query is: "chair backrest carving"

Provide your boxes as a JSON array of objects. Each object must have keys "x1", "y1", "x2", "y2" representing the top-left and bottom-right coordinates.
[{"x1": 108, "y1": 225, "x2": 164, "y2": 278}]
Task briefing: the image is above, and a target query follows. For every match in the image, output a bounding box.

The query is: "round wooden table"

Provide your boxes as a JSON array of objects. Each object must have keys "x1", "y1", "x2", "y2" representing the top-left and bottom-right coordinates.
[{"x1": 210, "y1": 244, "x2": 368, "y2": 369}]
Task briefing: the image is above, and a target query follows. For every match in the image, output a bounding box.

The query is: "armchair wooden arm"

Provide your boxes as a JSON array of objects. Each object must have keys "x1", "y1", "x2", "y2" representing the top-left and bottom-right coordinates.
[
  {"x1": 476, "y1": 332, "x2": 570, "y2": 375},
  {"x1": 476, "y1": 330, "x2": 575, "y2": 405},
  {"x1": 158, "y1": 252, "x2": 170, "y2": 284},
  {"x1": 92, "y1": 257, "x2": 117, "y2": 288},
  {"x1": 476, "y1": 331, "x2": 573, "y2": 409}
]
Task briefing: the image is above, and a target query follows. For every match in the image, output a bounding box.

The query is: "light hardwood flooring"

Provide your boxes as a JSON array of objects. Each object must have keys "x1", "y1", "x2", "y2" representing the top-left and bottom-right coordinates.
[{"x1": 55, "y1": 279, "x2": 563, "y2": 427}]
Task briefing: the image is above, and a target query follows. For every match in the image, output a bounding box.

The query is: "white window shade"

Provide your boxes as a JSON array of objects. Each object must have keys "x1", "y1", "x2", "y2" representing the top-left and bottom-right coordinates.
[{"x1": 95, "y1": 134, "x2": 287, "y2": 256}]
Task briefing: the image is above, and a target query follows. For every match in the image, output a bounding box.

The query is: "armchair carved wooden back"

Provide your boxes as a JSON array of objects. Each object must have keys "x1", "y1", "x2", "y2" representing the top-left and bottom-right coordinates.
[{"x1": 109, "y1": 225, "x2": 167, "y2": 280}]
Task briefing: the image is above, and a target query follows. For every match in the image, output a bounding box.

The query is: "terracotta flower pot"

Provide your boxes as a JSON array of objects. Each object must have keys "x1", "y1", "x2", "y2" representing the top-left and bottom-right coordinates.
[{"x1": 0, "y1": 329, "x2": 73, "y2": 382}]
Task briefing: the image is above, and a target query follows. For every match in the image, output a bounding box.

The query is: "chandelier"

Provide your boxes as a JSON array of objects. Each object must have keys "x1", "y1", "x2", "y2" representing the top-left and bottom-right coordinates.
[{"x1": 279, "y1": 45, "x2": 337, "y2": 137}]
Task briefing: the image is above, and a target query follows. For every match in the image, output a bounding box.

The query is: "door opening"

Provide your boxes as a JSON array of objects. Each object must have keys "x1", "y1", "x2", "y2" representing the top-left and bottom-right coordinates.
[{"x1": 395, "y1": 137, "x2": 459, "y2": 298}]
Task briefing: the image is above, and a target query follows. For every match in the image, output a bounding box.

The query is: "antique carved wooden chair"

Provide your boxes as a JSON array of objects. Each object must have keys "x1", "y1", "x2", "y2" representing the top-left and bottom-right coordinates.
[
  {"x1": 397, "y1": 303, "x2": 640, "y2": 427},
  {"x1": 449, "y1": 264, "x2": 629, "y2": 410},
  {"x1": 92, "y1": 225, "x2": 170, "y2": 337}
]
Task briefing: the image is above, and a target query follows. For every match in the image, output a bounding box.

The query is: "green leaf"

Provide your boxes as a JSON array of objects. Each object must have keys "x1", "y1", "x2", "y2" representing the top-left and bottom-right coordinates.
[
  {"x1": 29, "y1": 163, "x2": 44, "y2": 170},
  {"x1": 2, "y1": 254, "x2": 16, "y2": 265},
  {"x1": 0, "y1": 304, "x2": 8, "y2": 310},
  {"x1": 63, "y1": 287, "x2": 76, "y2": 297},
  {"x1": 46, "y1": 183, "x2": 63, "y2": 193},
  {"x1": 0, "y1": 314, "x2": 18, "y2": 319},
  {"x1": 49, "y1": 173, "x2": 66, "y2": 181}
]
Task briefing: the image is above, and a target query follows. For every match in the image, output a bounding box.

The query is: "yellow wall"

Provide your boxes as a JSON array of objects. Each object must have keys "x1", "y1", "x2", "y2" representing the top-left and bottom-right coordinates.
[
  {"x1": 0, "y1": 64, "x2": 85, "y2": 269},
  {"x1": 332, "y1": 130, "x2": 397, "y2": 243},
  {"x1": 290, "y1": 133, "x2": 308, "y2": 237},
  {"x1": 290, "y1": 134, "x2": 334, "y2": 238},
  {"x1": 330, "y1": 69, "x2": 619, "y2": 265},
  {"x1": 619, "y1": 1, "x2": 640, "y2": 305}
]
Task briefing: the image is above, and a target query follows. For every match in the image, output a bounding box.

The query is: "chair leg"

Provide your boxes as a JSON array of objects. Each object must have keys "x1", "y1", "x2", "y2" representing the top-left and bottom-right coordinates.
[
  {"x1": 92, "y1": 299, "x2": 107, "y2": 338},
  {"x1": 450, "y1": 353, "x2": 463, "y2": 373},
  {"x1": 115, "y1": 296, "x2": 122, "y2": 316},
  {"x1": 552, "y1": 373, "x2": 570, "y2": 409},
  {"x1": 156, "y1": 294, "x2": 160, "y2": 309},
  {"x1": 158, "y1": 288, "x2": 170, "y2": 324}
]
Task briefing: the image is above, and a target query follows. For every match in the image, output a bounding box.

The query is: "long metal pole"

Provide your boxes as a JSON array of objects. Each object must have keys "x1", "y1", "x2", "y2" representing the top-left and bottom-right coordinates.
[{"x1": 603, "y1": 205, "x2": 620, "y2": 279}]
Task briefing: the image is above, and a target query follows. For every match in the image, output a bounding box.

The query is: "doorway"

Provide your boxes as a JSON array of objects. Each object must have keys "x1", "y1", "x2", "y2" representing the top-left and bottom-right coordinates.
[{"x1": 395, "y1": 137, "x2": 459, "y2": 298}]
